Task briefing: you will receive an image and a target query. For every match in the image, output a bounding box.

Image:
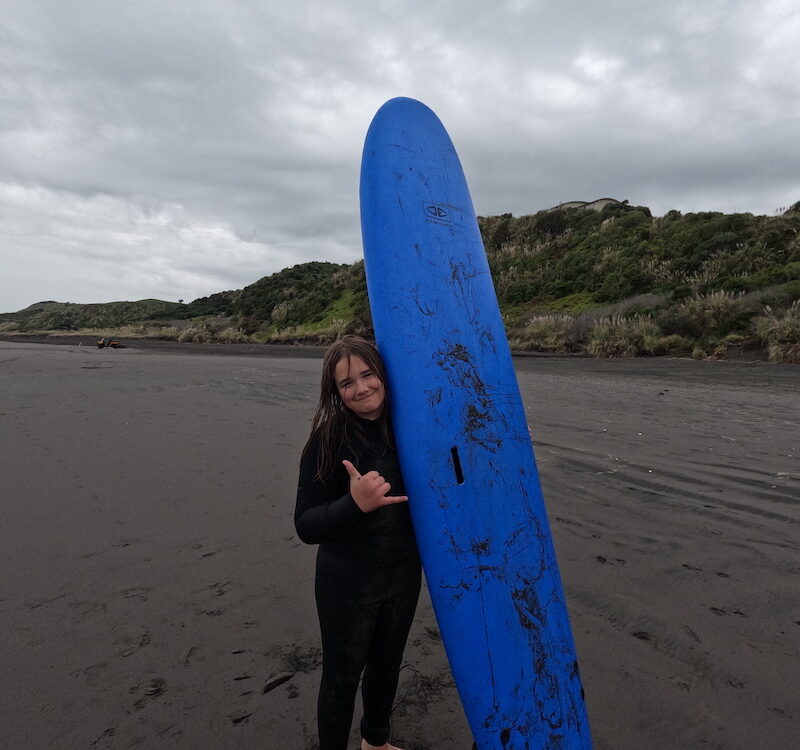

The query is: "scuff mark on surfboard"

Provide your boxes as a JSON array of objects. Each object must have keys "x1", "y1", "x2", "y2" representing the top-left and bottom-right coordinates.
[
  {"x1": 465, "y1": 403, "x2": 491, "y2": 443},
  {"x1": 425, "y1": 388, "x2": 443, "y2": 407},
  {"x1": 509, "y1": 561, "x2": 581, "y2": 739},
  {"x1": 410, "y1": 285, "x2": 435, "y2": 316},
  {"x1": 471, "y1": 538, "x2": 490, "y2": 555},
  {"x1": 435, "y1": 342, "x2": 503, "y2": 453},
  {"x1": 447, "y1": 532, "x2": 465, "y2": 558},
  {"x1": 435, "y1": 342, "x2": 493, "y2": 410},
  {"x1": 449, "y1": 260, "x2": 481, "y2": 327}
]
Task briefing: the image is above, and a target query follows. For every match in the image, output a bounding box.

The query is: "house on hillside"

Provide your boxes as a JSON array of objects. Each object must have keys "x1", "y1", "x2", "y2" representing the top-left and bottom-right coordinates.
[{"x1": 549, "y1": 198, "x2": 622, "y2": 212}]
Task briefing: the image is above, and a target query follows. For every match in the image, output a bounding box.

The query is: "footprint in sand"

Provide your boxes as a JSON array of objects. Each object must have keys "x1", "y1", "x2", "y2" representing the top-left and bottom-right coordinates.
[
  {"x1": 209, "y1": 580, "x2": 230, "y2": 596},
  {"x1": 113, "y1": 538, "x2": 138, "y2": 548},
  {"x1": 92, "y1": 727, "x2": 116, "y2": 746},
  {"x1": 263, "y1": 672, "x2": 293, "y2": 694},
  {"x1": 423, "y1": 626, "x2": 441, "y2": 641},
  {"x1": 279, "y1": 645, "x2": 322, "y2": 673},
  {"x1": 69, "y1": 600, "x2": 107, "y2": 616},
  {"x1": 710, "y1": 606, "x2": 746, "y2": 617},
  {"x1": 191, "y1": 543, "x2": 219, "y2": 558},
  {"x1": 120, "y1": 586, "x2": 152, "y2": 601},
  {"x1": 596, "y1": 556, "x2": 626, "y2": 566},
  {"x1": 182, "y1": 647, "x2": 197, "y2": 665},
  {"x1": 196, "y1": 607, "x2": 224, "y2": 617},
  {"x1": 116, "y1": 631, "x2": 152, "y2": 657},
  {"x1": 411, "y1": 637, "x2": 432, "y2": 656},
  {"x1": 130, "y1": 677, "x2": 166, "y2": 709}
]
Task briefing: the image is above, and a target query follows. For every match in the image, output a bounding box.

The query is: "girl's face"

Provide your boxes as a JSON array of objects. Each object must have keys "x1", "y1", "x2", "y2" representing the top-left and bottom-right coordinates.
[{"x1": 334, "y1": 355, "x2": 385, "y2": 420}]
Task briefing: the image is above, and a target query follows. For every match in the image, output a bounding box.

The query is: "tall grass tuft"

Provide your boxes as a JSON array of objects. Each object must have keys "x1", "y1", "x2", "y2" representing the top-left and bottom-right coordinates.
[
  {"x1": 587, "y1": 315, "x2": 662, "y2": 358},
  {"x1": 509, "y1": 314, "x2": 577, "y2": 352},
  {"x1": 177, "y1": 326, "x2": 212, "y2": 343},
  {"x1": 215, "y1": 327, "x2": 252, "y2": 343},
  {"x1": 753, "y1": 301, "x2": 800, "y2": 363}
]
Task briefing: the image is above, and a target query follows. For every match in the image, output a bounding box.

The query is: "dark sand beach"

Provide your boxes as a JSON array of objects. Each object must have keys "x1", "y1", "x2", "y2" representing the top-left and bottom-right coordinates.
[{"x1": 1, "y1": 340, "x2": 798, "y2": 749}]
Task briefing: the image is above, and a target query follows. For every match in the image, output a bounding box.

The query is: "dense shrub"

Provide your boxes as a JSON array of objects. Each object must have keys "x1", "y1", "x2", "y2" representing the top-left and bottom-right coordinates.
[
  {"x1": 658, "y1": 291, "x2": 754, "y2": 340},
  {"x1": 753, "y1": 301, "x2": 800, "y2": 363},
  {"x1": 654, "y1": 334, "x2": 694, "y2": 356}
]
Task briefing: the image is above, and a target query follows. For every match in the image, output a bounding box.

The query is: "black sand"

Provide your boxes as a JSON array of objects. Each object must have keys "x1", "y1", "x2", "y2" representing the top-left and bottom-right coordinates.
[{"x1": 1, "y1": 340, "x2": 798, "y2": 749}]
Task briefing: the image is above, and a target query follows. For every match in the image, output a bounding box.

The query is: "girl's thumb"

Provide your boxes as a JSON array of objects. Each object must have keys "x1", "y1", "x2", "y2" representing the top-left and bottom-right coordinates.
[{"x1": 342, "y1": 460, "x2": 361, "y2": 480}]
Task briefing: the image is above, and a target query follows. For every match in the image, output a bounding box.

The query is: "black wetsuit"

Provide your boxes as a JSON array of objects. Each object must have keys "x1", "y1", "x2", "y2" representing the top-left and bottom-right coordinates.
[{"x1": 295, "y1": 416, "x2": 421, "y2": 750}]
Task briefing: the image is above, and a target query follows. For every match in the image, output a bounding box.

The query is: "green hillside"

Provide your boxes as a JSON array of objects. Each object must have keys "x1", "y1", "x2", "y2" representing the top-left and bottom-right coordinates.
[
  {"x1": 3, "y1": 202, "x2": 799, "y2": 361},
  {"x1": 479, "y1": 202, "x2": 799, "y2": 360},
  {"x1": 481, "y1": 202, "x2": 800, "y2": 308},
  {"x1": 0, "y1": 299, "x2": 185, "y2": 330}
]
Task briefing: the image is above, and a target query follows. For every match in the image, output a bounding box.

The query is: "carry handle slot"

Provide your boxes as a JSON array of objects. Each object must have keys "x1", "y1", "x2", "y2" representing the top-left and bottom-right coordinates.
[{"x1": 450, "y1": 446, "x2": 465, "y2": 485}]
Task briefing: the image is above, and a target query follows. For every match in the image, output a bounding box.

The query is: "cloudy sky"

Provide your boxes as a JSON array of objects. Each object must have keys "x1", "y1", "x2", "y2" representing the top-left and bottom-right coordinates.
[{"x1": 1, "y1": 0, "x2": 799, "y2": 312}]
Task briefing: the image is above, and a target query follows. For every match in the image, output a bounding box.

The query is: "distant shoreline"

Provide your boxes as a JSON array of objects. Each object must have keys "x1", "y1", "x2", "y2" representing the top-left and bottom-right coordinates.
[
  {"x1": 0, "y1": 333, "x2": 578, "y2": 359},
  {"x1": 0, "y1": 333, "x2": 328, "y2": 359},
  {"x1": 0, "y1": 332, "x2": 623, "y2": 361},
  {"x1": 0, "y1": 332, "x2": 774, "y2": 363}
]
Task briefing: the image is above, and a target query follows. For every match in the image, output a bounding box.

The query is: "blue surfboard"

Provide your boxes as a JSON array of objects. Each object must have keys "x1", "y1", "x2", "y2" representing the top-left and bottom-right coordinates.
[{"x1": 360, "y1": 98, "x2": 592, "y2": 750}]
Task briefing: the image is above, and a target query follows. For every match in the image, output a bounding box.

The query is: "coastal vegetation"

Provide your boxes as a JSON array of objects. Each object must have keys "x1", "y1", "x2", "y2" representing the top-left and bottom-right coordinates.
[{"x1": 2, "y1": 202, "x2": 798, "y2": 361}]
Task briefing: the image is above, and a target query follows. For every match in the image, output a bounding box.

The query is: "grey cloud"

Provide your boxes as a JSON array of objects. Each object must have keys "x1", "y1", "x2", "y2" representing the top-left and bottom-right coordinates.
[{"x1": 1, "y1": 0, "x2": 799, "y2": 311}]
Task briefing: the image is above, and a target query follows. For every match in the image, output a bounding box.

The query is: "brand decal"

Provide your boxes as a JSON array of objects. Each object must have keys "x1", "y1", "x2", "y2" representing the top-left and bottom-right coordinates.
[{"x1": 422, "y1": 201, "x2": 452, "y2": 225}]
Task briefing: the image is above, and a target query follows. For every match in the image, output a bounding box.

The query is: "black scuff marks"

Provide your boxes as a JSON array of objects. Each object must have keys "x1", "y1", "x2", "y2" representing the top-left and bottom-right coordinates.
[{"x1": 434, "y1": 342, "x2": 502, "y2": 453}]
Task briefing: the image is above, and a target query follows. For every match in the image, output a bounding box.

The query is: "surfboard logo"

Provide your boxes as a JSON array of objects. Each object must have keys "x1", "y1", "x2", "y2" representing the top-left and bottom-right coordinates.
[{"x1": 423, "y1": 201, "x2": 452, "y2": 225}]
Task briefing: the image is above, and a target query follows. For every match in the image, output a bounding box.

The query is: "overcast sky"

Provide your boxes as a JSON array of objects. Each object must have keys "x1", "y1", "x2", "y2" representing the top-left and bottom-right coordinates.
[{"x1": 1, "y1": 0, "x2": 799, "y2": 312}]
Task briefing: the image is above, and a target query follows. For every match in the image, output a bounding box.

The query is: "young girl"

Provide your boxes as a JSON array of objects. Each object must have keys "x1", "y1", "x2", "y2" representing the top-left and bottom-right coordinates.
[{"x1": 295, "y1": 335, "x2": 421, "y2": 750}]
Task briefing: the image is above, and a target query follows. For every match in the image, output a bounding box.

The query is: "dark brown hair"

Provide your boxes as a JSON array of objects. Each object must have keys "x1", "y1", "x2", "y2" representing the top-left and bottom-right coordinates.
[{"x1": 303, "y1": 335, "x2": 393, "y2": 480}]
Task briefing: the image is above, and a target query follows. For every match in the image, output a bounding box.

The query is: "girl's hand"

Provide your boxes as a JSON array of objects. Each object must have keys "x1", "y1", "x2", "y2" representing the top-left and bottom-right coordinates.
[{"x1": 343, "y1": 460, "x2": 409, "y2": 512}]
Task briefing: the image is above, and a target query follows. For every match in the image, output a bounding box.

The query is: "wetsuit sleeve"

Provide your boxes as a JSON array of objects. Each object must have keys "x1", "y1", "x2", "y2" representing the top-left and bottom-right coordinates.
[{"x1": 294, "y1": 436, "x2": 364, "y2": 544}]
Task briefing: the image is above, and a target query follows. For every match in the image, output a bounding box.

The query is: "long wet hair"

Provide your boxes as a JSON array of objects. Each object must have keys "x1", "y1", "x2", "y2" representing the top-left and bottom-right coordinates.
[{"x1": 303, "y1": 335, "x2": 394, "y2": 481}]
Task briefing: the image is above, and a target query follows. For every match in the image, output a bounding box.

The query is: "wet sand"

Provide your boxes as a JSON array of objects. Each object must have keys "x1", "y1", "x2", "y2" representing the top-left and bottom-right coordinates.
[{"x1": 1, "y1": 340, "x2": 798, "y2": 749}]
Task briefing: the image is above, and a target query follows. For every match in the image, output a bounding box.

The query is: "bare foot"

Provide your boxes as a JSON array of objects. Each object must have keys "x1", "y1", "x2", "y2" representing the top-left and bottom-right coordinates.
[{"x1": 360, "y1": 741, "x2": 405, "y2": 750}]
